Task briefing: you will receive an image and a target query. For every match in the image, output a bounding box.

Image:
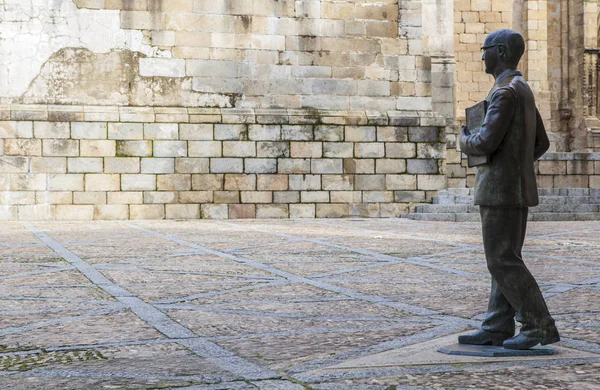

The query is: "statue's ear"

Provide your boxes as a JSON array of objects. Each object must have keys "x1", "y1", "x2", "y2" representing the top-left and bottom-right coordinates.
[{"x1": 498, "y1": 44, "x2": 506, "y2": 57}]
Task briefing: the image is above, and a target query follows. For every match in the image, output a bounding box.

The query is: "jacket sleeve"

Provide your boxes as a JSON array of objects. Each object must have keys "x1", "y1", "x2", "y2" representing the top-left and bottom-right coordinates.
[
  {"x1": 460, "y1": 88, "x2": 516, "y2": 156},
  {"x1": 533, "y1": 107, "x2": 550, "y2": 161}
]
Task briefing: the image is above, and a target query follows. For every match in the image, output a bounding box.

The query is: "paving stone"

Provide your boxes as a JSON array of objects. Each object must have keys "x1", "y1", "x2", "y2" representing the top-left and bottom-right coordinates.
[{"x1": 0, "y1": 219, "x2": 599, "y2": 389}]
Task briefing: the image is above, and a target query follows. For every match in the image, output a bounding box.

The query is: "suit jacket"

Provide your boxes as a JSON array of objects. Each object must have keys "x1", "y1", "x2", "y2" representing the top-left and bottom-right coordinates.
[{"x1": 459, "y1": 70, "x2": 549, "y2": 207}]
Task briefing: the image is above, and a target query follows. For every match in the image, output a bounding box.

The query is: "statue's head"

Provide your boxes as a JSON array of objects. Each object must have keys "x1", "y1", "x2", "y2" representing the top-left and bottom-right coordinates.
[{"x1": 481, "y1": 29, "x2": 525, "y2": 75}]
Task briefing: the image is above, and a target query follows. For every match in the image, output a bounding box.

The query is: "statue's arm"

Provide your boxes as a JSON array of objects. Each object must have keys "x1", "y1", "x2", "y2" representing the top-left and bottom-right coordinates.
[
  {"x1": 460, "y1": 88, "x2": 515, "y2": 156},
  {"x1": 533, "y1": 107, "x2": 550, "y2": 161}
]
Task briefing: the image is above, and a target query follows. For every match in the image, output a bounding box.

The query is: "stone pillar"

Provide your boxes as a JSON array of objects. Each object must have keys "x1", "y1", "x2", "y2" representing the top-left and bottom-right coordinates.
[
  {"x1": 568, "y1": 0, "x2": 587, "y2": 151},
  {"x1": 422, "y1": 0, "x2": 456, "y2": 125},
  {"x1": 523, "y1": 0, "x2": 551, "y2": 125}
]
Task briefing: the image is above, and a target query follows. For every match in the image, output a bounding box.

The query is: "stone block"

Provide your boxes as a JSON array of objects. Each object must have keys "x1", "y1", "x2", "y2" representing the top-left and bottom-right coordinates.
[
  {"x1": 0, "y1": 156, "x2": 28, "y2": 173},
  {"x1": 73, "y1": 191, "x2": 106, "y2": 205},
  {"x1": 567, "y1": 160, "x2": 595, "y2": 175},
  {"x1": 229, "y1": 204, "x2": 257, "y2": 219},
  {"x1": 145, "y1": 123, "x2": 179, "y2": 140},
  {"x1": 80, "y1": 140, "x2": 117, "y2": 157},
  {"x1": 108, "y1": 192, "x2": 143, "y2": 204},
  {"x1": 105, "y1": 157, "x2": 140, "y2": 173},
  {"x1": 355, "y1": 174, "x2": 386, "y2": 190},
  {"x1": 130, "y1": 205, "x2": 165, "y2": 220},
  {"x1": 345, "y1": 126, "x2": 376, "y2": 142},
  {"x1": 376, "y1": 159, "x2": 407, "y2": 174},
  {"x1": 34, "y1": 122, "x2": 70, "y2": 138},
  {"x1": 257, "y1": 175, "x2": 288, "y2": 191},
  {"x1": 179, "y1": 191, "x2": 213, "y2": 203},
  {"x1": 71, "y1": 122, "x2": 107, "y2": 139},
  {"x1": 192, "y1": 174, "x2": 224, "y2": 190},
  {"x1": 241, "y1": 191, "x2": 273, "y2": 203},
  {"x1": 157, "y1": 174, "x2": 192, "y2": 191},
  {"x1": 386, "y1": 174, "x2": 417, "y2": 190},
  {"x1": 409, "y1": 127, "x2": 440, "y2": 143},
  {"x1": 108, "y1": 123, "x2": 144, "y2": 140},
  {"x1": 200, "y1": 204, "x2": 228, "y2": 219},
  {"x1": 116, "y1": 141, "x2": 153, "y2": 157},
  {"x1": 175, "y1": 158, "x2": 210, "y2": 173},
  {"x1": 278, "y1": 158, "x2": 311, "y2": 174},
  {"x1": 418, "y1": 175, "x2": 447, "y2": 190},
  {"x1": 215, "y1": 124, "x2": 248, "y2": 140},
  {"x1": 377, "y1": 126, "x2": 408, "y2": 142},
  {"x1": 301, "y1": 191, "x2": 329, "y2": 203},
  {"x1": 311, "y1": 158, "x2": 343, "y2": 174},
  {"x1": 553, "y1": 175, "x2": 588, "y2": 188},
  {"x1": 539, "y1": 160, "x2": 566, "y2": 175},
  {"x1": 37, "y1": 191, "x2": 72, "y2": 205},
  {"x1": 316, "y1": 203, "x2": 349, "y2": 218},
  {"x1": 85, "y1": 174, "x2": 120, "y2": 191},
  {"x1": 281, "y1": 125, "x2": 313, "y2": 141},
  {"x1": 48, "y1": 174, "x2": 85, "y2": 191},
  {"x1": 314, "y1": 125, "x2": 344, "y2": 141},
  {"x1": 166, "y1": 204, "x2": 200, "y2": 219},
  {"x1": 68, "y1": 158, "x2": 103, "y2": 173},
  {"x1": 288, "y1": 174, "x2": 321, "y2": 190},
  {"x1": 154, "y1": 141, "x2": 187, "y2": 157},
  {"x1": 323, "y1": 142, "x2": 354, "y2": 158},
  {"x1": 30, "y1": 157, "x2": 67, "y2": 173},
  {"x1": 223, "y1": 141, "x2": 256, "y2": 157},
  {"x1": 94, "y1": 205, "x2": 129, "y2": 220},
  {"x1": 3, "y1": 173, "x2": 47, "y2": 194},
  {"x1": 274, "y1": 191, "x2": 300, "y2": 203},
  {"x1": 210, "y1": 158, "x2": 243, "y2": 173},
  {"x1": 417, "y1": 143, "x2": 445, "y2": 159},
  {"x1": 15, "y1": 205, "x2": 53, "y2": 221},
  {"x1": 43, "y1": 140, "x2": 79, "y2": 157},
  {"x1": 355, "y1": 143, "x2": 385, "y2": 158},
  {"x1": 256, "y1": 204, "x2": 288, "y2": 218},
  {"x1": 55, "y1": 205, "x2": 94, "y2": 220},
  {"x1": 214, "y1": 191, "x2": 240, "y2": 203},
  {"x1": 257, "y1": 142, "x2": 290, "y2": 158},
  {"x1": 343, "y1": 158, "x2": 375, "y2": 174},
  {"x1": 180, "y1": 124, "x2": 213, "y2": 140},
  {"x1": 394, "y1": 190, "x2": 426, "y2": 202},
  {"x1": 249, "y1": 125, "x2": 281, "y2": 140},
  {"x1": 120, "y1": 107, "x2": 155, "y2": 123},
  {"x1": 0, "y1": 121, "x2": 33, "y2": 138},
  {"x1": 289, "y1": 204, "x2": 315, "y2": 218},
  {"x1": 243, "y1": 158, "x2": 276, "y2": 173},
  {"x1": 188, "y1": 141, "x2": 222, "y2": 157},
  {"x1": 85, "y1": 107, "x2": 119, "y2": 122},
  {"x1": 386, "y1": 143, "x2": 416, "y2": 158},
  {"x1": 349, "y1": 203, "x2": 381, "y2": 217},
  {"x1": 321, "y1": 174, "x2": 352, "y2": 191},
  {"x1": 141, "y1": 158, "x2": 175, "y2": 174},
  {"x1": 291, "y1": 142, "x2": 323, "y2": 158},
  {"x1": 144, "y1": 192, "x2": 177, "y2": 204},
  {"x1": 121, "y1": 174, "x2": 156, "y2": 191},
  {"x1": 363, "y1": 191, "x2": 394, "y2": 203},
  {"x1": 4, "y1": 139, "x2": 41, "y2": 156},
  {"x1": 0, "y1": 190, "x2": 35, "y2": 205},
  {"x1": 407, "y1": 159, "x2": 438, "y2": 174},
  {"x1": 225, "y1": 174, "x2": 256, "y2": 190}
]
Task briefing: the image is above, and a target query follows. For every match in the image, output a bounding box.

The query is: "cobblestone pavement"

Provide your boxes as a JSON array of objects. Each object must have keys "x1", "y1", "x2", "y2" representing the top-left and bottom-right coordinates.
[{"x1": 1, "y1": 219, "x2": 599, "y2": 390}]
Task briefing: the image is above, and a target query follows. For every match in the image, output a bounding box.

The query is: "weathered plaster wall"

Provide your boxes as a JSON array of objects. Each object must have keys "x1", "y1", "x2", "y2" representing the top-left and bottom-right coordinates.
[{"x1": 1, "y1": 0, "x2": 436, "y2": 112}]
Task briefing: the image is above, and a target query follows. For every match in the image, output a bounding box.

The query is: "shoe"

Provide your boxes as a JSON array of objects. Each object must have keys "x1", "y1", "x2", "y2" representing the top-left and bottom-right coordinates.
[
  {"x1": 458, "y1": 330, "x2": 512, "y2": 346},
  {"x1": 503, "y1": 333, "x2": 560, "y2": 350}
]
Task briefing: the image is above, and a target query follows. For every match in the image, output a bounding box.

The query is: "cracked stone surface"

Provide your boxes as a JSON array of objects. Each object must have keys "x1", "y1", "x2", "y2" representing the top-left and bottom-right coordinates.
[{"x1": 0, "y1": 219, "x2": 599, "y2": 389}]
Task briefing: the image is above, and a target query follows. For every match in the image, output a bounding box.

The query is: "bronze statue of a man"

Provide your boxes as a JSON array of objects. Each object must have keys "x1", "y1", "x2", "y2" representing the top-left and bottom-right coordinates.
[{"x1": 458, "y1": 29, "x2": 560, "y2": 350}]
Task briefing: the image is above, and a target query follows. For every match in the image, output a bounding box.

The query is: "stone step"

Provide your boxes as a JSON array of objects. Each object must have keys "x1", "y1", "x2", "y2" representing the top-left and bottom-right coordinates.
[
  {"x1": 415, "y1": 203, "x2": 599, "y2": 214},
  {"x1": 404, "y1": 212, "x2": 600, "y2": 222}
]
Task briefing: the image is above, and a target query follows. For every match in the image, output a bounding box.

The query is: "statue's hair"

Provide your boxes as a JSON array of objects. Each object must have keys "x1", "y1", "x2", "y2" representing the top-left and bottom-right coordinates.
[{"x1": 488, "y1": 29, "x2": 525, "y2": 67}]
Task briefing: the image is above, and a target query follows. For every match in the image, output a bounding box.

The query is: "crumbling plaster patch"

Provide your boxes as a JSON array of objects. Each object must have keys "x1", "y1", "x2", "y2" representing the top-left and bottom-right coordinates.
[{"x1": 0, "y1": 0, "x2": 156, "y2": 100}]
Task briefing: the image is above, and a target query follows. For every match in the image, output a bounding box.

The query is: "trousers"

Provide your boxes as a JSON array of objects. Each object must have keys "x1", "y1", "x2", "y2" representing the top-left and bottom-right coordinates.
[{"x1": 479, "y1": 206, "x2": 558, "y2": 338}]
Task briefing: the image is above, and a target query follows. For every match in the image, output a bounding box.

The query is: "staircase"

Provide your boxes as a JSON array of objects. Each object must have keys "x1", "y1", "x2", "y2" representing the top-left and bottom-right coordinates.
[{"x1": 404, "y1": 188, "x2": 600, "y2": 221}]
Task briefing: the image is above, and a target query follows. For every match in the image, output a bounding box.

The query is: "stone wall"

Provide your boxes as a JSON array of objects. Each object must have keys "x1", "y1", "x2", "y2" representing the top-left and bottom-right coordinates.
[
  {"x1": 0, "y1": 105, "x2": 447, "y2": 220},
  {"x1": 0, "y1": 0, "x2": 433, "y2": 112}
]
